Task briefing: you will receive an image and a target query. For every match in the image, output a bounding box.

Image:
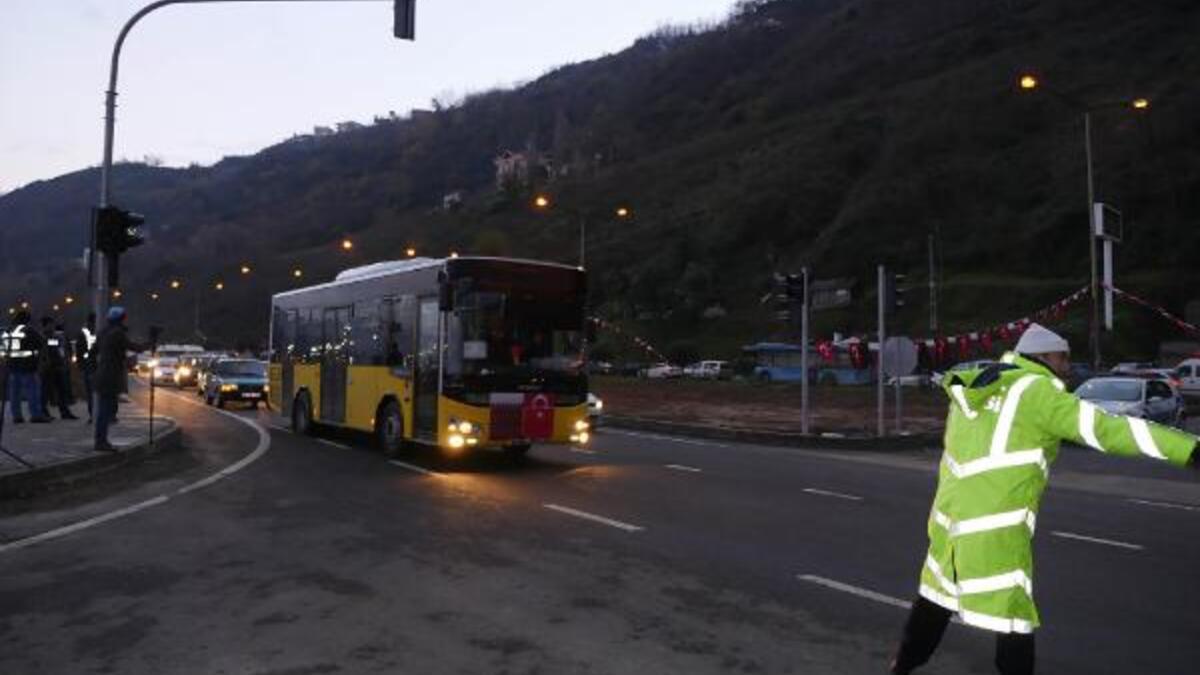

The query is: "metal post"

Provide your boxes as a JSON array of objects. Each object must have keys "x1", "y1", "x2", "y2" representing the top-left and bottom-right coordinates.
[
  {"x1": 928, "y1": 233, "x2": 938, "y2": 333},
  {"x1": 1084, "y1": 111, "x2": 1101, "y2": 370},
  {"x1": 800, "y1": 267, "x2": 810, "y2": 435},
  {"x1": 579, "y1": 216, "x2": 586, "y2": 268},
  {"x1": 877, "y1": 264, "x2": 886, "y2": 438},
  {"x1": 1103, "y1": 237, "x2": 1114, "y2": 331},
  {"x1": 894, "y1": 377, "x2": 902, "y2": 435}
]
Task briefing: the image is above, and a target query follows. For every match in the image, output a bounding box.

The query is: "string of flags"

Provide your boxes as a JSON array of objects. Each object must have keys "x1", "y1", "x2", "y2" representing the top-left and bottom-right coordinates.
[
  {"x1": 814, "y1": 286, "x2": 1091, "y2": 369},
  {"x1": 1108, "y1": 285, "x2": 1200, "y2": 340},
  {"x1": 588, "y1": 316, "x2": 666, "y2": 361}
]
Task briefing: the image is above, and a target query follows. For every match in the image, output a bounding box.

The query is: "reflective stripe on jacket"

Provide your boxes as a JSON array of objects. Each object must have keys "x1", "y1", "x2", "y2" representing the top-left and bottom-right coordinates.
[{"x1": 918, "y1": 352, "x2": 1197, "y2": 634}]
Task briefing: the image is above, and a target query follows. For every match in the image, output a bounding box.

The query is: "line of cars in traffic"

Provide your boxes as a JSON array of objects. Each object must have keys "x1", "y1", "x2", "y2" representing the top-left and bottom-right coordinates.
[{"x1": 133, "y1": 348, "x2": 269, "y2": 409}]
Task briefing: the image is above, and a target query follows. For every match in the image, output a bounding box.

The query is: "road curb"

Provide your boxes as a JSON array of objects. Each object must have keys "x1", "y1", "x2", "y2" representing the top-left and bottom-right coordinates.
[
  {"x1": 0, "y1": 418, "x2": 182, "y2": 500},
  {"x1": 604, "y1": 415, "x2": 941, "y2": 451}
]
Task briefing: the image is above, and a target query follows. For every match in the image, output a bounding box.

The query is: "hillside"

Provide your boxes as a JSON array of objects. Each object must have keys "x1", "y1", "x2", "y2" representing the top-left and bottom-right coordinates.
[{"x1": 2, "y1": 0, "x2": 1199, "y2": 358}]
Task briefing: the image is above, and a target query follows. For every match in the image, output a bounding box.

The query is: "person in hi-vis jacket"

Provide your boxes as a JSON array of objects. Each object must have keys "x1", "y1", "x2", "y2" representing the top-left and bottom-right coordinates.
[{"x1": 891, "y1": 324, "x2": 1199, "y2": 675}]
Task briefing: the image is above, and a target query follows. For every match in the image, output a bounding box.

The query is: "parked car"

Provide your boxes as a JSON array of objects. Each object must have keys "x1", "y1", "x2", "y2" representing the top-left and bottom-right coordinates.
[
  {"x1": 683, "y1": 360, "x2": 731, "y2": 380},
  {"x1": 1111, "y1": 361, "x2": 1157, "y2": 374},
  {"x1": 203, "y1": 359, "x2": 269, "y2": 409},
  {"x1": 587, "y1": 392, "x2": 604, "y2": 428},
  {"x1": 642, "y1": 363, "x2": 682, "y2": 379},
  {"x1": 1174, "y1": 358, "x2": 1200, "y2": 398},
  {"x1": 1075, "y1": 376, "x2": 1185, "y2": 427}
]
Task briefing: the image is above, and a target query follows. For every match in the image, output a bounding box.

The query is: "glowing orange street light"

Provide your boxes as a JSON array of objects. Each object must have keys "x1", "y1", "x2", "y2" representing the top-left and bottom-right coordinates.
[
  {"x1": 240, "y1": 264, "x2": 252, "y2": 275},
  {"x1": 406, "y1": 247, "x2": 417, "y2": 257},
  {"x1": 64, "y1": 295, "x2": 75, "y2": 305},
  {"x1": 1018, "y1": 74, "x2": 1038, "y2": 90},
  {"x1": 292, "y1": 268, "x2": 303, "y2": 279},
  {"x1": 449, "y1": 251, "x2": 459, "y2": 259},
  {"x1": 1132, "y1": 98, "x2": 1150, "y2": 110},
  {"x1": 170, "y1": 280, "x2": 182, "y2": 290},
  {"x1": 534, "y1": 194, "x2": 551, "y2": 209},
  {"x1": 341, "y1": 238, "x2": 354, "y2": 251},
  {"x1": 215, "y1": 281, "x2": 225, "y2": 291},
  {"x1": 616, "y1": 207, "x2": 631, "y2": 218},
  {"x1": 112, "y1": 289, "x2": 123, "y2": 299}
]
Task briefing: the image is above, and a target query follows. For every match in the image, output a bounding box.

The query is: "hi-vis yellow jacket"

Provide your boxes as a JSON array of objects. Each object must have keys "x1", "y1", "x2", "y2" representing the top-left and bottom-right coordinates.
[{"x1": 918, "y1": 352, "x2": 1197, "y2": 634}]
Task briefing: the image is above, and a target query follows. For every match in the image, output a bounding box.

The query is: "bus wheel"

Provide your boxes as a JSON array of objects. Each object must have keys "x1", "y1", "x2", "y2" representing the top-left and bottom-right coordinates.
[
  {"x1": 376, "y1": 401, "x2": 405, "y2": 458},
  {"x1": 292, "y1": 392, "x2": 314, "y2": 436}
]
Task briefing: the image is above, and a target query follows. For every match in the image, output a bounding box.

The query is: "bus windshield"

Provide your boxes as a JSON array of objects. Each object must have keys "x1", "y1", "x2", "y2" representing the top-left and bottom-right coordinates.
[{"x1": 448, "y1": 289, "x2": 584, "y2": 378}]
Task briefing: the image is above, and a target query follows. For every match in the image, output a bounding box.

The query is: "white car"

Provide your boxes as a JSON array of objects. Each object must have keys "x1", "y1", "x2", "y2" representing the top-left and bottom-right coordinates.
[
  {"x1": 150, "y1": 356, "x2": 180, "y2": 386},
  {"x1": 643, "y1": 363, "x2": 682, "y2": 379},
  {"x1": 587, "y1": 393, "x2": 604, "y2": 427},
  {"x1": 683, "y1": 360, "x2": 730, "y2": 380}
]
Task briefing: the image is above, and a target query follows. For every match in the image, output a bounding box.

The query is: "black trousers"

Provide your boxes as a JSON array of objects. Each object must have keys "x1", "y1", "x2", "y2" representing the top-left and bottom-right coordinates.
[{"x1": 892, "y1": 596, "x2": 1035, "y2": 675}]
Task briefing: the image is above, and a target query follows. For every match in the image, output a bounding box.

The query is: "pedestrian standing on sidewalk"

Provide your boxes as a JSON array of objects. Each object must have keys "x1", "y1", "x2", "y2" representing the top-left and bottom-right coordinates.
[
  {"x1": 890, "y1": 324, "x2": 1200, "y2": 675},
  {"x1": 93, "y1": 307, "x2": 147, "y2": 452},
  {"x1": 39, "y1": 316, "x2": 78, "y2": 420},
  {"x1": 75, "y1": 312, "x2": 99, "y2": 423},
  {"x1": 2, "y1": 310, "x2": 52, "y2": 424}
]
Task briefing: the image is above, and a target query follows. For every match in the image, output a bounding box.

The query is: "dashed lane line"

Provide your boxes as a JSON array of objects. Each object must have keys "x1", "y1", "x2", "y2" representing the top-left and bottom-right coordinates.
[
  {"x1": 315, "y1": 438, "x2": 351, "y2": 450},
  {"x1": 802, "y1": 488, "x2": 864, "y2": 501},
  {"x1": 665, "y1": 464, "x2": 703, "y2": 473},
  {"x1": 543, "y1": 503, "x2": 645, "y2": 532},
  {"x1": 796, "y1": 575, "x2": 963, "y2": 624},
  {"x1": 0, "y1": 386, "x2": 271, "y2": 555},
  {"x1": 389, "y1": 460, "x2": 437, "y2": 476},
  {"x1": 570, "y1": 447, "x2": 598, "y2": 455},
  {"x1": 1128, "y1": 498, "x2": 1200, "y2": 513},
  {"x1": 1051, "y1": 530, "x2": 1144, "y2": 551},
  {"x1": 604, "y1": 429, "x2": 731, "y2": 448}
]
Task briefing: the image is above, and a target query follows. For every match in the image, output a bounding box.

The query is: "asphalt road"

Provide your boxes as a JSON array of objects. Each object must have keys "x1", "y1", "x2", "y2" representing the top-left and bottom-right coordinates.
[{"x1": 1, "y1": 382, "x2": 1198, "y2": 674}]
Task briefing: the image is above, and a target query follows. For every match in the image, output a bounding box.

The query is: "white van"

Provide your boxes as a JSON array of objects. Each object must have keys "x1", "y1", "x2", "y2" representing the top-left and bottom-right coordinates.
[{"x1": 1173, "y1": 358, "x2": 1200, "y2": 397}]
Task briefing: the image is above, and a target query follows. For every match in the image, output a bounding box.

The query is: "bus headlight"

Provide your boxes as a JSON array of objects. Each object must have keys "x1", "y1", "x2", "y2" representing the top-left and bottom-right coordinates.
[
  {"x1": 457, "y1": 421, "x2": 474, "y2": 435},
  {"x1": 571, "y1": 431, "x2": 591, "y2": 444},
  {"x1": 574, "y1": 419, "x2": 590, "y2": 432},
  {"x1": 448, "y1": 434, "x2": 466, "y2": 450}
]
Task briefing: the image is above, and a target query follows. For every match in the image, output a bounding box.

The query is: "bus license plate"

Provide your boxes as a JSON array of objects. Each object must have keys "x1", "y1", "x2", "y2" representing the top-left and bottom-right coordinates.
[{"x1": 243, "y1": 392, "x2": 261, "y2": 398}]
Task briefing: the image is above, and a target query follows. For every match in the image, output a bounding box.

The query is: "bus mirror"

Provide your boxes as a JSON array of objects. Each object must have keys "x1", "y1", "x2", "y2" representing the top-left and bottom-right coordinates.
[{"x1": 439, "y1": 281, "x2": 454, "y2": 312}]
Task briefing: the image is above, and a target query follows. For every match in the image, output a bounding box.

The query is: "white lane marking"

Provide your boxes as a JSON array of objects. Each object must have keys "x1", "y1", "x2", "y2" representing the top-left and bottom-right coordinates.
[
  {"x1": 0, "y1": 386, "x2": 271, "y2": 555},
  {"x1": 1051, "y1": 530, "x2": 1144, "y2": 551},
  {"x1": 803, "y1": 488, "x2": 863, "y2": 501},
  {"x1": 570, "y1": 447, "x2": 598, "y2": 455},
  {"x1": 665, "y1": 464, "x2": 703, "y2": 473},
  {"x1": 1129, "y1": 498, "x2": 1200, "y2": 513},
  {"x1": 389, "y1": 460, "x2": 436, "y2": 476},
  {"x1": 269, "y1": 424, "x2": 292, "y2": 433},
  {"x1": 796, "y1": 575, "x2": 963, "y2": 624},
  {"x1": 315, "y1": 438, "x2": 351, "y2": 450},
  {"x1": 605, "y1": 429, "x2": 730, "y2": 448},
  {"x1": 543, "y1": 503, "x2": 644, "y2": 532}
]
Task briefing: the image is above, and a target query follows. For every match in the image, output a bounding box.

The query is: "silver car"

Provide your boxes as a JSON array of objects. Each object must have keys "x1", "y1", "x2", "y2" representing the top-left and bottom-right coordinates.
[{"x1": 1075, "y1": 376, "x2": 1185, "y2": 427}]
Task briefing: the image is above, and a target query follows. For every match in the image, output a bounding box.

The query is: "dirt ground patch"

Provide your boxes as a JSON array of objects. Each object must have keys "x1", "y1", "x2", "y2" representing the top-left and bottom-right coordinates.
[{"x1": 592, "y1": 376, "x2": 948, "y2": 436}]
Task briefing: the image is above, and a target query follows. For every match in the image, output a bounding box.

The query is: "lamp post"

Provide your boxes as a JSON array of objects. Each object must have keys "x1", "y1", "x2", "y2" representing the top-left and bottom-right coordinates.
[
  {"x1": 1017, "y1": 73, "x2": 1149, "y2": 370},
  {"x1": 91, "y1": 0, "x2": 416, "y2": 330},
  {"x1": 532, "y1": 194, "x2": 632, "y2": 268}
]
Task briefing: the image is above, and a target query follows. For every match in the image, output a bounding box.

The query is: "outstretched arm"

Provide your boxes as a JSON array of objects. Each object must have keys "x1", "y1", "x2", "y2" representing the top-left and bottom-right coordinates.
[{"x1": 1031, "y1": 377, "x2": 1197, "y2": 468}]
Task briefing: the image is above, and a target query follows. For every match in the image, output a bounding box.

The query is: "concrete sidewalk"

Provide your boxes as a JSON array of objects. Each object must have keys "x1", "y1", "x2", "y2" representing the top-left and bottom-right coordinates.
[{"x1": 0, "y1": 398, "x2": 180, "y2": 498}]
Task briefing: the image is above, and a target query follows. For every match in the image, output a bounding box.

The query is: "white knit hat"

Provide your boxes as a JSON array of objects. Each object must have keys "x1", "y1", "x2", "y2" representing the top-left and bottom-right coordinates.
[{"x1": 1015, "y1": 323, "x2": 1070, "y2": 355}]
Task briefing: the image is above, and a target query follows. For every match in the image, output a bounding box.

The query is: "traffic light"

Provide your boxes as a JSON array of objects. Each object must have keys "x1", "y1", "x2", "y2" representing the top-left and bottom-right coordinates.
[
  {"x1": 884, "y1": 273, "x2": 907, "y2": 315},
  {"x1": 394, "y1": 0, "x2": 415, "y2": 40},
  {"x1": 95, "y1": 205, "x2": 145, "y2": 256}
]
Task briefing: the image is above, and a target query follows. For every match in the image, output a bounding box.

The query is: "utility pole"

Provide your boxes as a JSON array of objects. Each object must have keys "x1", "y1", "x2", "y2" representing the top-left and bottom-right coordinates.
[
  {"x1": 801, "y1": 265, "x2": 811, "y2": 432},
  {"x1": 928, "y1": 233, "x2": 938, "y2": 334},
  {"x1": 1084, "y1": 111, "x2": 1102, "y2": 371},
  {"x1": 877, "y1": 264, "x2": 886, "y2": 438}
]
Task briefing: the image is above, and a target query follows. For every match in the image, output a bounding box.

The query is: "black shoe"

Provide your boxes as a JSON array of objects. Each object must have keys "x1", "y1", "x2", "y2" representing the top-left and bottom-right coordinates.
[{"x1": 95, "y1": 443, "x2": 119, "y2": 453}]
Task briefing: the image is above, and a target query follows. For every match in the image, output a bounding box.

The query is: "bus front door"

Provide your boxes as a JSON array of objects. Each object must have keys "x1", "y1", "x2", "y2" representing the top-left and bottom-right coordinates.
[
  {"x1": 413, "y1": 297, "x2": 440, "y2": 441},
  {"x1": 320, "y1": 307, "x2": 350, "y2": 424}
]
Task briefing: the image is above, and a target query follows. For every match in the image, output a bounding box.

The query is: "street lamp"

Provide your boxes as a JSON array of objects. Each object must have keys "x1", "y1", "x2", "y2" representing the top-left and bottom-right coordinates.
[
  {"x1": 65, "y1": 295, "x2": 75, "y2": 305},
  {"x1": 170, "y1": 279, "x2": 182, "y2": 290},
  {"x1": 240, "y1": 264, "x2": 252, "y2": 275},
  {"x1": 112, "y1": 289, "x2": 122, "y2": 299},
  {"x1": 1016, "y1": 73, "x2": 1150, "y2": 370},
  {"x1": 292, "y1": 268, "x2": 303, "y2": 279},
  {"x1": 53, "y1": 304, "x2": 61, "y2": 312},
  {"x1": 341, "y1": 238, "x2": 354, "y2": 251},
  {"x1": 215, "y1": 281, "x2": 225, "y2": 291},
  {"x1": 406, "y1": 247, "x2": 417, "y2": 257},
  {"x1": 150, "y1": 292, "x2": 160, "y2": 301},
  {"x1": 534, "y1": 195, "x2": 551, "y2": 209}
]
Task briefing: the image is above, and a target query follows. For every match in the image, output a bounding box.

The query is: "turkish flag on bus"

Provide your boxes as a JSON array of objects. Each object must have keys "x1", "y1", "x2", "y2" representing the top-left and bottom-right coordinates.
[{"x1": 521, "y1": 393, "x2": 556, "y2": 439}]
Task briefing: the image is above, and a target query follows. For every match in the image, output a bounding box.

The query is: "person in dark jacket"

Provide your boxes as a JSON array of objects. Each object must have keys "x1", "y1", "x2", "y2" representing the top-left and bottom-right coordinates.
[
  {"x1": 75, "y1": 313, "x2": 99, "y2": 423},
  {"x1": 94, "y1": 307, "x2": 147, "y2": 452},
  {"x1": 39, "y1": 316, "x2": 77, "y2": 420},
  {"x1": 3, "y1": 310, "x2": 52, "y2": 423}
]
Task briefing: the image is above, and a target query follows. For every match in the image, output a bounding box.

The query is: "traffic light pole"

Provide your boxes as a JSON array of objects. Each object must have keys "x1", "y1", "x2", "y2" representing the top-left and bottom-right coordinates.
[
  {"x1": 877, "y1": 265, "x2": 886, "y2": 438},
  {"x1": 799, "y1": 267, "x2": 810, "y2": 436},
  {"x1": 91, "y1": 0, "x2": 413, "y2": 324}
]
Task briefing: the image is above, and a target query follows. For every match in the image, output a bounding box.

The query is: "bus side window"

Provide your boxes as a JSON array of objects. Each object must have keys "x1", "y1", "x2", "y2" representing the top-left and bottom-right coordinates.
[
  {"x1": 295, "y1": 309, "x2": 321, "y2": 364},
  {"x1": 350, "y1": 300, "x2": 382, "y2": 365}
]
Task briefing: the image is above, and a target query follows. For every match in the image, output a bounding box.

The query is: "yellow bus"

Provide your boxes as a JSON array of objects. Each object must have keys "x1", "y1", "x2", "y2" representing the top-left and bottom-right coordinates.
[{"x1": 268, "y1": 257, "x2": 592, "y2": 456}]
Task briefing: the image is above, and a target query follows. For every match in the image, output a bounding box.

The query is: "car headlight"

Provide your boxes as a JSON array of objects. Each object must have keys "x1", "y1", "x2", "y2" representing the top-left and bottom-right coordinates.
[
  {"x1": 148, "y1": 359, "x2": 160, "y2": 368},
  {"x1": 263, "y1": 384, "x2": 270, "y2": 393},
  {"x1": 220, "y1": 383, "x2": 238, "y2": 392},
  {"x1": 593, "y1": 399, "x2": 604, "y2": 411},
  {"x1": 153, "y1": 368, "x2": 163, "y2": 378},
  {"x1": 178, "y1": 366, "x2": 192, "y2": 377}
]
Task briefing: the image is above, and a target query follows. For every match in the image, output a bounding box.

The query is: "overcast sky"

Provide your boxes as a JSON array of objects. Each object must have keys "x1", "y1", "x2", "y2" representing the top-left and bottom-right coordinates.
[{"x1": 0, "y1": 0, "x2": 738, "y2": 192}]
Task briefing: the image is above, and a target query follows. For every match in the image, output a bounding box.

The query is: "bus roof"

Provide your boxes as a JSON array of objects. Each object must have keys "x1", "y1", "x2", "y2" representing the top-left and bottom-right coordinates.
[{"x1": 272, "y1": 256, "x2": 583, "y2": 301}]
